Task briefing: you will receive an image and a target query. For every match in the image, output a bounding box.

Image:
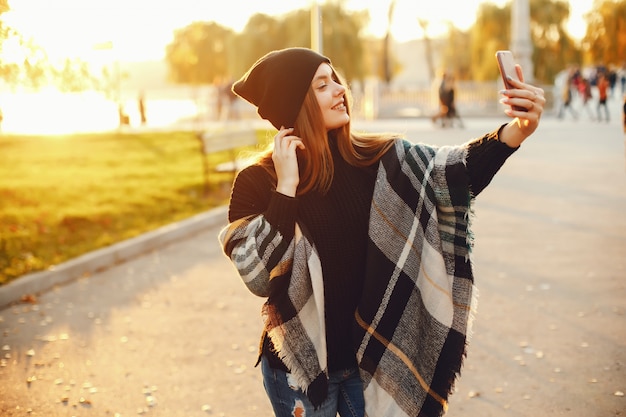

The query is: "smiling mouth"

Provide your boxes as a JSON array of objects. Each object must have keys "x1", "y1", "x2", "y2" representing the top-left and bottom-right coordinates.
[{"x1": 332, "y1": 102, "x2": 345, "y2": 110}]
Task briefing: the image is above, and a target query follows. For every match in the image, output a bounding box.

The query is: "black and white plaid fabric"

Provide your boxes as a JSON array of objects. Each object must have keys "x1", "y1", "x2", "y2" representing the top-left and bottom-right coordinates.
[{"x1": 220, "y1": 139, "x2": 477, "y2": 416}]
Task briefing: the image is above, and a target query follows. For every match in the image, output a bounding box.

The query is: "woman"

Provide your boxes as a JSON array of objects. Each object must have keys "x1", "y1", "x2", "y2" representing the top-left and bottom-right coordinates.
[{"x1": 219, "y1": 47, "x2": 544, "y2": 417}]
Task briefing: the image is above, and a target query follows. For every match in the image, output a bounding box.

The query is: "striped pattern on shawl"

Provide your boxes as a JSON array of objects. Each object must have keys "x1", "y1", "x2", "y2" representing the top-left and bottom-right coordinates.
[
  {"x1": 219, "y1": 218, "x2": 329, "y2": 405},
  {"x1": 219, "y1": 139, "x2": 477, "y2": 416}
]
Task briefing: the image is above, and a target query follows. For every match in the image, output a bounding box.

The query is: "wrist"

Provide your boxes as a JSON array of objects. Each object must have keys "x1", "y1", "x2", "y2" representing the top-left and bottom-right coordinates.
[
  {"x1": 276, "y1": 181, "x2": 298, "y2": 197},
  {"x1": 499, "y1": 121, "x2": 525, "y2": 148}
]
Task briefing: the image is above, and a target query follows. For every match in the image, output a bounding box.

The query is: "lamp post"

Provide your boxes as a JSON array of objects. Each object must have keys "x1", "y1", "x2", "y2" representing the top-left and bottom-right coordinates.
[
  {"x1": 311, "y1": 1, "x2": 323, "y2": 54},
  {"x1": 511, "y1": 0, "x2": 533, "y2": 82}
]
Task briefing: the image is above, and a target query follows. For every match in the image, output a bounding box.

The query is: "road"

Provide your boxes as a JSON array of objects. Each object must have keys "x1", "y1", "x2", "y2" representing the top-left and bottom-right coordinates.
[{"x1": 1, "y1": 110, "x2": 625, "y2": 417}]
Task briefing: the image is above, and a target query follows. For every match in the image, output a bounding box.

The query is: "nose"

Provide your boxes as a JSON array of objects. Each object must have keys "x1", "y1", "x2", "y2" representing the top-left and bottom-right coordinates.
[{"x1": 334, "y1": 82, "x2": 346, "y2": 96}]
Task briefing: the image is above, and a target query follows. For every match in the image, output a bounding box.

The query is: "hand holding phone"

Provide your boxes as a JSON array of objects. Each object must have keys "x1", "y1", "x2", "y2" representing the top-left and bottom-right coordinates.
[{"x1": 495, "y1": 50, "x2": 526, "y2": 111}]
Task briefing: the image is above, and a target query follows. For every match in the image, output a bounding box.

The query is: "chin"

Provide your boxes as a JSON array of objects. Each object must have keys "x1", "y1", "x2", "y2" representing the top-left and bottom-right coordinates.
[{"x1": 327, "y1": 115, "x2": 350, "y2": 130}]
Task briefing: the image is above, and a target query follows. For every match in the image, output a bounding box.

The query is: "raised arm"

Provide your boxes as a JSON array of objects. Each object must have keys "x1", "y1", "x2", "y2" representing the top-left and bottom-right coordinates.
[
  {"x1": 220, "y1": 165, "x2": 299, "y2": 297},
  {"x1": 498, "y1": 65, "x2": 546, "y2": 148}
]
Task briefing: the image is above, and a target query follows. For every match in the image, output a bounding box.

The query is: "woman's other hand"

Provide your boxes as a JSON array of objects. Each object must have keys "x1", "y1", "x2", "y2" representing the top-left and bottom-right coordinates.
[{"x1": 272, "y1": 127, "x2": 305, "y2": 197}]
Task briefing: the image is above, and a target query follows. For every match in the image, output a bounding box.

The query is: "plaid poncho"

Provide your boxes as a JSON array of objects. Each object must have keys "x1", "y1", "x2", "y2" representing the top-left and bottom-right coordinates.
[{"x1": 219, "y1": 139, "x2": 478, "y2": 417}]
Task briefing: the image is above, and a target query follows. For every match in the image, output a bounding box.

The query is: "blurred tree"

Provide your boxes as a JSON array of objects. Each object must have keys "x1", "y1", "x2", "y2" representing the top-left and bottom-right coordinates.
[
  {"x1": 469, "y1": 0, "x2": 583, "y2": 83},
  {"x1": 0, "y1": 2, "x2": 92, "y2": 91},
  {"x1": 232, "y1": 13, "x2": 286, "y2": 77},
  {"x1": 89, "y1": 42, "x2": 127, "y2": 102},
  {"x1": 0, "y1": 1, "x2": 50, "y2": 89},
  {"x1": 55, "y1": 58, "x2": 95, "y2": 93},
  {"x1": 22, "y1": 43, "x2": 104, "y2": 94},
  {"x1": 0, "y1": 2, "x2": 112, "y2": 95},
  {"x1": 0, "y1": 0, "x2": 19, "y2": 86},
  {"x1": 20, "y1": 43, "x2": 49, "y2": 89},
  {"x1": 582, "y1": 0, "x2": 626, "y2": 67},
  {"x1": 232, "y1": 2, "x2": 368, "y2": 85},
  {"x1": 530, "y1": 0, "x2": 580, "y2": 83},
  {"x1": 165, "y1": 21, "x2": 235, "y2": 85},
  {"x1": 290, "y1": 4, "x2": 367, "y2": 83},
  {"x1": 440, "y1": 25, "x2": 472, "y2": 81},
  {"x1": 470, "y1": 3, "x2": 510, "y2": 81},
  {"x1": 2, "y1": 39, "x2": 53, "y2": 90}
]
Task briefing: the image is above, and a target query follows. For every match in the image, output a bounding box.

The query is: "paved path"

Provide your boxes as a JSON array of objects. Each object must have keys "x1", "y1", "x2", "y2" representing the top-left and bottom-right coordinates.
[{"x1": 1, "y1": 111, "x2": 625, "y2": 416}]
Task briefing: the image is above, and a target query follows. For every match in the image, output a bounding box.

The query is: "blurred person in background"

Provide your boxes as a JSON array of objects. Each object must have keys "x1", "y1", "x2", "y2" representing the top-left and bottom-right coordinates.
[
  {"x1": 622, "y1": 93, "x2": 625, "y2": 133},
  {"x1": 138, "y1": 92, "x2": 147, "y2": 125},
  {"x1": 557, "y1": 67, "x2": 578, "y2": 121},
  {"x1": 597, "y1": 71, "x2": 610, "y2": 122},
  {"x1": 578, "y1": 78, "x2": 596, "y2": 121},
  {"x1": 617, "y1": 62, "x2": 626, "y2": 95},
  {"x1": 431, "y1": 71, "x2": 463, "y2": 128}
]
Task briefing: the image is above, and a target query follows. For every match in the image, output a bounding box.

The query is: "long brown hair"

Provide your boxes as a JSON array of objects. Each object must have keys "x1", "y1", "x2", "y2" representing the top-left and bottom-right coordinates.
[{"x1": 256, "y1": 69, "x2": 398, "y2": 195}]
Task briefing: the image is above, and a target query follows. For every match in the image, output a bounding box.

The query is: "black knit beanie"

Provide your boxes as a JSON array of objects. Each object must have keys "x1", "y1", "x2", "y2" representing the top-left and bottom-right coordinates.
[{"x1": 232, "y1": 47, "x2": 331, "y2": 130}]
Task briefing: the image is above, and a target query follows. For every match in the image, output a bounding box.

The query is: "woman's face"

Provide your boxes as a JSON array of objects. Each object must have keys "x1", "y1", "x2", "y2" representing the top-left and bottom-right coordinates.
[{"x1": 311, "y1": 63, "x2": 349, "y2": 131}]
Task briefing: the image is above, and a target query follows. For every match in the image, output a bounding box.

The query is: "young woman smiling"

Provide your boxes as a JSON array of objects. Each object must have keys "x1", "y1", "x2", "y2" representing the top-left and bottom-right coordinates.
[{"x1": 219, "y1": 47, "x2": 545, "y2": 417}]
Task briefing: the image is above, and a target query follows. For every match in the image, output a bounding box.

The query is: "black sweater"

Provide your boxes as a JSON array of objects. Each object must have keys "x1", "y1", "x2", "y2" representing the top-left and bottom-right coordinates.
[{"x1": 227, "y1": 127, "x2": 517, "y2": 372}]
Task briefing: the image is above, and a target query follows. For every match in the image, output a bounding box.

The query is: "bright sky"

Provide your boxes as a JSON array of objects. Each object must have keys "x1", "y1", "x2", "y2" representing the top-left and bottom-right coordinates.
[{"x1": 5, "y1": 0, "x2": 594, "y2": 62}]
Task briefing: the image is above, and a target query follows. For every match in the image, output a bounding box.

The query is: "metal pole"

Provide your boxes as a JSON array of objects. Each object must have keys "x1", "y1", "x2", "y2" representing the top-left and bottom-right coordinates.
[
  {"x1": 311, "y1": 1, "x2": 323, "y2": 54},
  {"x1": 511, "y1": 0, "x2": 534, "y2": 82}
]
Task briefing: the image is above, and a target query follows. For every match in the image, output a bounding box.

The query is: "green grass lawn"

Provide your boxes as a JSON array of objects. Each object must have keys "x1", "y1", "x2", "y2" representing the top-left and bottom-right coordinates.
[{"x1": 0, "y1": 129, "x2": 268, "y2": 285}]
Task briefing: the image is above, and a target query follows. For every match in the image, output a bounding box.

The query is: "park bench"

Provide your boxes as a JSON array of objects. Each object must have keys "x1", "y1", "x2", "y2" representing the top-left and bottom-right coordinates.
[{"x1": 196, "y1": 125, "x2": 259, "y2": 194}]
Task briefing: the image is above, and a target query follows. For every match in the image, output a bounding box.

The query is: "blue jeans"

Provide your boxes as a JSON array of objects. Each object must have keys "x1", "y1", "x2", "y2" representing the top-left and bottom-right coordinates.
[{"x1": 261, "y1": 356, "x2": 365, "y2": 417}]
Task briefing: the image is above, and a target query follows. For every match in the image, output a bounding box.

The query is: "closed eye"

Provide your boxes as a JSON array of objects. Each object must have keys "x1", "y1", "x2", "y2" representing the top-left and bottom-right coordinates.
[{"x1": 312, "y1": 73, "x2": 333, "y2": 90}]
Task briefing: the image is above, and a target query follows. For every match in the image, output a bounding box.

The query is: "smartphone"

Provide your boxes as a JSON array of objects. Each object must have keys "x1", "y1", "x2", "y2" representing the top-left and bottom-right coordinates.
[{"x1": 495, "y1": 50, "x2": 526, "y2": 111}]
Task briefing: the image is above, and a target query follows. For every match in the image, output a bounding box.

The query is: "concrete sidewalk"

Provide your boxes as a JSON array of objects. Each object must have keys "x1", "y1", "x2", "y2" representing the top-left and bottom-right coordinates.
[{"x1": 1, "y1": 114, "x2": 625, "y2": 416}]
